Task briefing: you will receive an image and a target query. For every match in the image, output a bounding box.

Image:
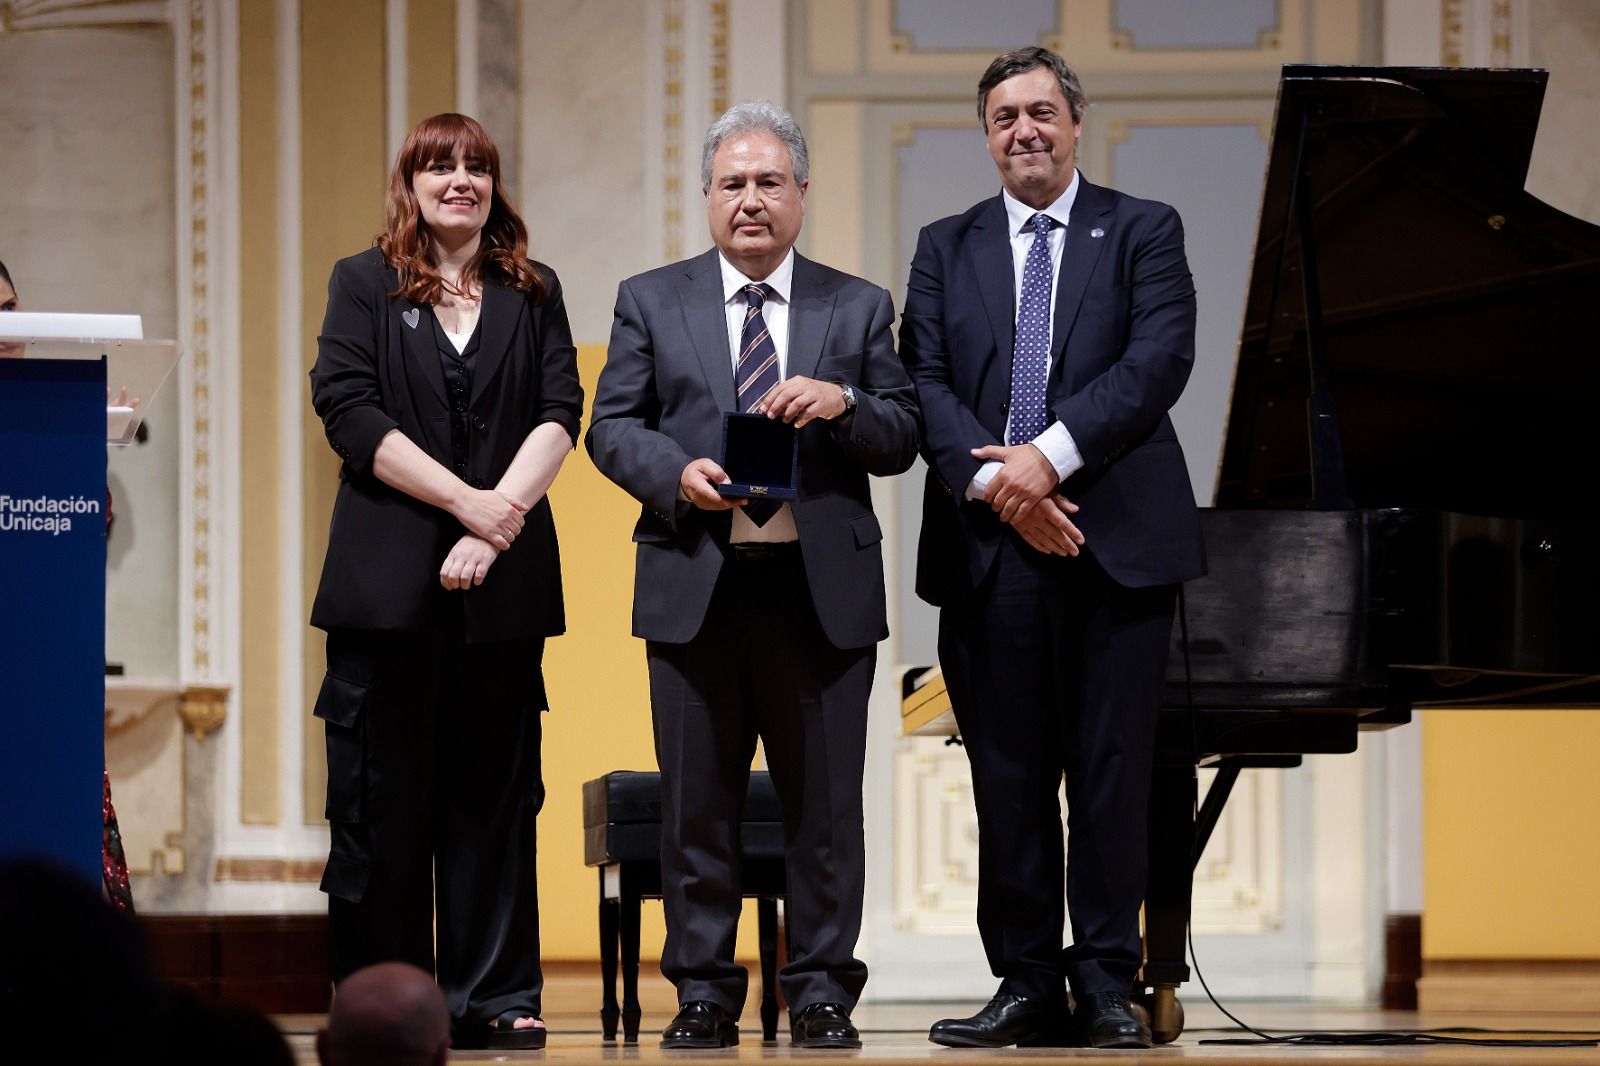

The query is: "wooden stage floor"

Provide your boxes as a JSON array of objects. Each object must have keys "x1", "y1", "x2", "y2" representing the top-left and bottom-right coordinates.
[{"x1": 274, "y1": 1001, "x2": 1600, "y2": 1064}]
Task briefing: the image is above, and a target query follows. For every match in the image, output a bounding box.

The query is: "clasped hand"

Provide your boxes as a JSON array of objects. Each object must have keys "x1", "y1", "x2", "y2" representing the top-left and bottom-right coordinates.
[
  {"x1": 440, "y1": 534, "x2": 499, "y2": 589},
  {"x1": 973, "y1": 443, "x2": 1085, "y2": 557},
  {"x1": 452, "y1": 487, "x2": 529, "y2": 550}
]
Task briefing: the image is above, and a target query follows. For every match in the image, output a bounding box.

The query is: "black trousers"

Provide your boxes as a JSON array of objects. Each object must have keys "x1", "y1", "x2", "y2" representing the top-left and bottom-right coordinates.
[
  {"x1": 316, "y1": 627, "x2": 546, "y2": 1031},
  {"x1": 646, "y1": 546, "x2": 874, "y2": 1016},
  {"x1": 939, "y1": 536, "x2": 1175, "y2": 1000}
]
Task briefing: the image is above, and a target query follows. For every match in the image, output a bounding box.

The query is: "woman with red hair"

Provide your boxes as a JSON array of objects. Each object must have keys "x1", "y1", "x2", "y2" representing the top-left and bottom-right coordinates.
[{"x1": 308, "y1": 113, "x2": 581, "y2": 1050}]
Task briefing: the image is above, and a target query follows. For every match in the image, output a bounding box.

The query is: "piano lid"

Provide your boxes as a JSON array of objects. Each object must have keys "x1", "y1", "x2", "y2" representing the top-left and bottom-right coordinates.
[{"x1": 1215, "y1": 65, "x2": 1600, "y2": 518}]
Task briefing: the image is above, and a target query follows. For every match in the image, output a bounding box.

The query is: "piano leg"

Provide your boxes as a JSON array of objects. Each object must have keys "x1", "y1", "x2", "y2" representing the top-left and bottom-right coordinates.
[{"x1": 1142, "y1": 762, "x2": 1196, "y2": 1043}]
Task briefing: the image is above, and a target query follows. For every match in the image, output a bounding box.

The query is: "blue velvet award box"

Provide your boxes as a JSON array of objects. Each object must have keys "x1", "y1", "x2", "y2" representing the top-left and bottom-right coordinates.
[{"x1": 716, "y1": 411, "x2": 799, "y2": 501}]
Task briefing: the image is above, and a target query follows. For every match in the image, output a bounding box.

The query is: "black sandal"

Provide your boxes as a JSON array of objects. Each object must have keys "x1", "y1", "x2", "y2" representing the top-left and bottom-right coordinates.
[{"x1": 486, "y1": 1011, "x2": 547, "y2": 1050}]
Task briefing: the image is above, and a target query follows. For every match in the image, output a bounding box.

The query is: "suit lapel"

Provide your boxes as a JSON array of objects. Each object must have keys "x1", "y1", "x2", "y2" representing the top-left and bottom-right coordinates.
[
  {"x1": 391, "y1": 266, "x2": 448, "y2": 408},
  {"x1": 469, "y1": 278, "x2": 522, "y2": 407},
  {"x1": 680, "y1": 250, "x2": 737, "y2": 412},
  {"x1": 1050, "y1": 179, "x2": 1112, "y2": 368},
  {"x1": 784, "y1": 254, "x2": 836, "y2": 382},
  {"x1": 971, "y1": 196, "x2": 1016, "y2": 373}
]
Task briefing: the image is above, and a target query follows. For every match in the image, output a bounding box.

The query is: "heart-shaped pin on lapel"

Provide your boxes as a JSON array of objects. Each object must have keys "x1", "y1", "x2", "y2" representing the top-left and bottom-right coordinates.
[{"x1": 402, "y1": 307, "x2": 420, "y2": 329}]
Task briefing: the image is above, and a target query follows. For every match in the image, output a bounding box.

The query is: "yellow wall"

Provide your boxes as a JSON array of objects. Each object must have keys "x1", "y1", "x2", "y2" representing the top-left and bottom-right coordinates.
[
  {"x1": 238, "y1": 0, "x2": 281, "y2": 825},
  {"x1": 538, "y1": 345, "x2": 760, "y2": 959},
  {"x1": 1423, "y1": 710, "x2": 1600, "y2": 958}
]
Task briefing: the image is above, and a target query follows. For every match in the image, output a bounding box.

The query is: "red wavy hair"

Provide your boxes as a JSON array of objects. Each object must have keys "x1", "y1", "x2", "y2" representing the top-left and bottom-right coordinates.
[{"x1": 377, "y1": 113, "x2": 546, "y2": 305}]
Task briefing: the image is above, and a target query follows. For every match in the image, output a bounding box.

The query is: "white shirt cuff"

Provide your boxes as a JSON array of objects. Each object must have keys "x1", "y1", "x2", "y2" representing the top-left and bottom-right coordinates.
[
  {"x1": 1031, "y1": 421, "x2": 1084, "y2": 481},
  {"x1": 965, "y1": 460, "x2": 1003, "y2": 501}
]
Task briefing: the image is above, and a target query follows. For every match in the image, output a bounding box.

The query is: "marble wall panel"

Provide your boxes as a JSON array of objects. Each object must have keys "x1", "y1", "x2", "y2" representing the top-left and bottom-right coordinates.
[
  {"x1": 519, "y1": 0, "x2": 653, "y2": 346},
  {"x1": 1113, "y1": 0, "x2": 1280, "y2": 49},
  {"x1": 1526, "y1": 0, "x2": 1600, "y2": 225},
  {"x1": 1104, "y1": 120, "x2": 1270, "y2": 503},
  {"x1": 0, "y1": 25, "x2": 180, "y2": 680},
  {"x1": 892, "y1": 0, "x2": 1056, "y2": 52}
]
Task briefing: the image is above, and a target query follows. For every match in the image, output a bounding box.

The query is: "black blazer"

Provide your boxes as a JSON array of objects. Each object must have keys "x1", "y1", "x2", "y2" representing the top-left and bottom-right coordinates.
[
  {"x1": 900, "y1": 181, "x2": 1207, "y2": 603},
  {"x1": 586, "y1": 249, "x2": 920, "y2": 648},
  {"x1": 308, "y1": 247, "x2": 583, "y2": 641}
]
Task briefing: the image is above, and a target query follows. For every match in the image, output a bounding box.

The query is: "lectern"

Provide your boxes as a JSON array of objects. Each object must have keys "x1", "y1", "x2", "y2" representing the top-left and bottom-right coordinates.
[{"x1": 0, "y1": 314, "x2": 177, "y2": 886}]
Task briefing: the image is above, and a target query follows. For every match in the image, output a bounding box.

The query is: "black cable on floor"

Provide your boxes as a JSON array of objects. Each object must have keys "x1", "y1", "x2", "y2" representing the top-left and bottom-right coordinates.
[{"x1": 1170, "y1": 588, "x2": 1598, "y2": 1051}]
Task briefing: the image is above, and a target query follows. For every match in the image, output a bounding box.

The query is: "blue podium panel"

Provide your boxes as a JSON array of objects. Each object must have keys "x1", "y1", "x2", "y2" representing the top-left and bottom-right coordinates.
[{"x1": 0, "y1": 358, "x2": 107, "y2": 887}]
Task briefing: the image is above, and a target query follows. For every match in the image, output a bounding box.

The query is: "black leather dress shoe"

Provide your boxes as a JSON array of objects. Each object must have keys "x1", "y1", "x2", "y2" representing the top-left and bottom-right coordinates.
[
  {"x1": 928, "y1": 992, "x2": 1066, "y2": 1048},
  {"x1": 791, "y1": 1002, "x2": 861, "y2": 1049},
  {"x1": 661, "y1": 1001, "x2": 739, "y2": 1049},
  {"x1": 1074, "y1": 991, "x2": 1152, "y2": 1049}
]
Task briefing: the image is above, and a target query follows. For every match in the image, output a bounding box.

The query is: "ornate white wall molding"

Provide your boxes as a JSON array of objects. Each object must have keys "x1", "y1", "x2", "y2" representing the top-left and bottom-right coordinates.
[
  {"x1": 0, "y1": 0, "x2": 168, "y2": 33},
  {"x1": 1442, "y1": 0, "x2": 1530, "y2": 68}
]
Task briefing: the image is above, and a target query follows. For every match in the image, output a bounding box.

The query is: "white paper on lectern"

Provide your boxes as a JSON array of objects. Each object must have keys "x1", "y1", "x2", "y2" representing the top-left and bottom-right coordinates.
[{"x1": 0, "y1": 311, "x2": 143, "y2": 341}]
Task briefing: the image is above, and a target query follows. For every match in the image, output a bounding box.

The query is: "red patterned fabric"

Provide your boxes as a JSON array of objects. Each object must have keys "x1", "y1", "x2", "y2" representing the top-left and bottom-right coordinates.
[{"x1": 102, "y1": 766, "x2": 133, "y2": 913}]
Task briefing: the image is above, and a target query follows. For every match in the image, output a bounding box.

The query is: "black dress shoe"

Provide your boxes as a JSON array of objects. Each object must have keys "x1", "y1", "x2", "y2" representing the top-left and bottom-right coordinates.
[
  {"x1": 791, "y1": 1002, "x2": 861, "y2": 1049},
  {"x1": 661, "y1": 1001, "x2": 739, "y2": 1049},
  {"x1": 928, "y1": 992, "x2": 1066, "y2": 1048},
  {"x1": 1074, "y1": 991, "x2": 1152, "y2": 1049}
]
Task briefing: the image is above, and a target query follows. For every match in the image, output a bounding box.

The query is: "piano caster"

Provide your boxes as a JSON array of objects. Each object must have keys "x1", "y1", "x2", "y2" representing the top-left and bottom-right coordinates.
[{"x1": 1137, "y1": 985, "x2": 1184, "y2": 1045}]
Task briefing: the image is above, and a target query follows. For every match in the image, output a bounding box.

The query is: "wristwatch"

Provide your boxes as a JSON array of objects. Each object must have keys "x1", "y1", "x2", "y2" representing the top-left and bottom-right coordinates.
[{"x1": 836, "y1": 383, "x2": 857, "y2": 417}]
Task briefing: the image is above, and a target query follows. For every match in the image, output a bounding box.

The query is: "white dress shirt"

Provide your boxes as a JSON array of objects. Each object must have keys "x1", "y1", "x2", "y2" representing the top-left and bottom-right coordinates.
[
  {"x1": 967, "y1": 171, "x2": 1088, "y2": 501},
  {"x1": 719, "y1": 249, "x2": 800, "y2": 543}
]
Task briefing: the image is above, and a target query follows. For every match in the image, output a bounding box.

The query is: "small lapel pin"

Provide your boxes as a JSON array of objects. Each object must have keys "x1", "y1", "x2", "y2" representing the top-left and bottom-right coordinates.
[
  {"x1": 402, "y1": 307, "x2": 420, "y2": 329},
  {"x1": 1090, "y1": 227, "x2": 1105, "y2": 239}
]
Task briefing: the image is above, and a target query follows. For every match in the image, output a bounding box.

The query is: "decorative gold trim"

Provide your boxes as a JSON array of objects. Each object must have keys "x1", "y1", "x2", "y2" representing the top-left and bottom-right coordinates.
[
  {"x1": 188, "y1": 0, "x2": 213, "y2": 679},
  {"x1": 709, "y1": 0, "x2": 729, "y2": 118},
  {"x1": 1441, "y1": 0, "x2": 1465, "y2": 67},
  {"x1": 663, "y1": 0, "x2": 685, "y2": 261},
  {"x1": 1489, "y1": 0, "x2": 1512, "y2": 67},
  {"x1": 179, "y1": 684, "x2": 229, "y2": 741},
  {"x1": 213, "y1": 857, "x2": 326, "y2": 883}
]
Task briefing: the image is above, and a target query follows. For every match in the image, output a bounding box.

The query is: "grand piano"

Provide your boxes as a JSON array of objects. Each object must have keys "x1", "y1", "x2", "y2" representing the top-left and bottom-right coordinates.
[{"x1": 902, "y1": 65, "x2": 1600, "y2": 1042}]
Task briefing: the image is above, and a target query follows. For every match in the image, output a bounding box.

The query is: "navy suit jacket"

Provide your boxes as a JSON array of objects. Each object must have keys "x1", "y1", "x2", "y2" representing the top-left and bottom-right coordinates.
[
  {"x1": 900, "y1": 180, "x2": 1206, "y2": 604},
  {"x1": 586, "y1": 249, "x2": 920, "y2": 648}
]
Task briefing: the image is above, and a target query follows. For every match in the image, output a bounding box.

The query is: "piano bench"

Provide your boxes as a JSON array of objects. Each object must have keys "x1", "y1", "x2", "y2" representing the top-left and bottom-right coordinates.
[{"x1": 581, "y1": 770, "x2": 788, "y2": 1044}]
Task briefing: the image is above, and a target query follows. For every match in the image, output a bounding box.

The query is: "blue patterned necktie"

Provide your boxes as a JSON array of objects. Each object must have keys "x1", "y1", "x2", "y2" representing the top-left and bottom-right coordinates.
[
  {"x1": 735, "y1": 283, "x2": 781, "y2": 527},
  {"x1": 1009, "y1": 213, "x2": 1054, "y2": 444}
]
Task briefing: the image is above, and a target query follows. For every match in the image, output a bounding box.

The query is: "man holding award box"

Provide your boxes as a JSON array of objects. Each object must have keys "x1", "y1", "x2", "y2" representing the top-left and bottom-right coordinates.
[{"x1": 587, "y1": 101, "x2": 918, "y2": 1051}]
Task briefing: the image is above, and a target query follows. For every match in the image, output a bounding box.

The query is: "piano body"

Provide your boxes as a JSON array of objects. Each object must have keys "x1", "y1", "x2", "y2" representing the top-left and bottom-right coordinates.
[{"x1": 902, "y1": 65, "x2": 1600, "y2": 1042}]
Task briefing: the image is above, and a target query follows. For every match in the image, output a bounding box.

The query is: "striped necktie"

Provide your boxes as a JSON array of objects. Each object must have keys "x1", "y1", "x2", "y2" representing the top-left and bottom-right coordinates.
[
  {"x1": 735, "y1": 283, "x2": 781, "y2": 527},
  {"x1": 736, "y1": 283, "x2": 780, "y2": 412}
]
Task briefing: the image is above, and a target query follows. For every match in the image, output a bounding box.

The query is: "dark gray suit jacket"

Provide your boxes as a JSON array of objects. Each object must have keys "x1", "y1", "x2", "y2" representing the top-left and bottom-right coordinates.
[{"x1": 586, "y1": 248, "x2": 919, "y2": 649}]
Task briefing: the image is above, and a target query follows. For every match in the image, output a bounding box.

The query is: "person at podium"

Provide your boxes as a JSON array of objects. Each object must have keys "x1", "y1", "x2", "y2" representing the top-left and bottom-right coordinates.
[
  {"x1": 307, "y1": 113, "x2": 583, "y2": 1052},
  {"x1": 1, "y1": 259, "x2": 24, "y2": 357},
  {"x1": 0, "y1": 257, "x2": 136, "y2": 912}
]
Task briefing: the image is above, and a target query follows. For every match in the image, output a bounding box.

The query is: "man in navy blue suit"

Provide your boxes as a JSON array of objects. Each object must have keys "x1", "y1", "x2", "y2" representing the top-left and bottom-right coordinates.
[{"x1": 900, "y1": 47, "x2": 1206, "y2": 1050}]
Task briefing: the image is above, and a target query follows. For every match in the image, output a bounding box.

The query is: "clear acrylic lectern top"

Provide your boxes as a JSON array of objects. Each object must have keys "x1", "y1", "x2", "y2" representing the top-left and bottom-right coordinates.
[{"x1": 0, "y1": 312, "x2": 180, "y2": 445}]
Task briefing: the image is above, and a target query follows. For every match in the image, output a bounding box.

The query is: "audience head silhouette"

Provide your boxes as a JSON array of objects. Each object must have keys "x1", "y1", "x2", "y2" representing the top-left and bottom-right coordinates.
[{"x1": 317, "y1": 962, "x2": 450, "y2": 1066}]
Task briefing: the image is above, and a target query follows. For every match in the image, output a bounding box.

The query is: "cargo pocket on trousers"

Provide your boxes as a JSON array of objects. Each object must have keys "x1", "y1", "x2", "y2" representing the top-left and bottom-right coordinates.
[
  {"x1": 315, "y1": 670, "x2": 372, "y2": 902},
  {"x1": 313, "y1": 671, "x2": 369, "y2": 824}
]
